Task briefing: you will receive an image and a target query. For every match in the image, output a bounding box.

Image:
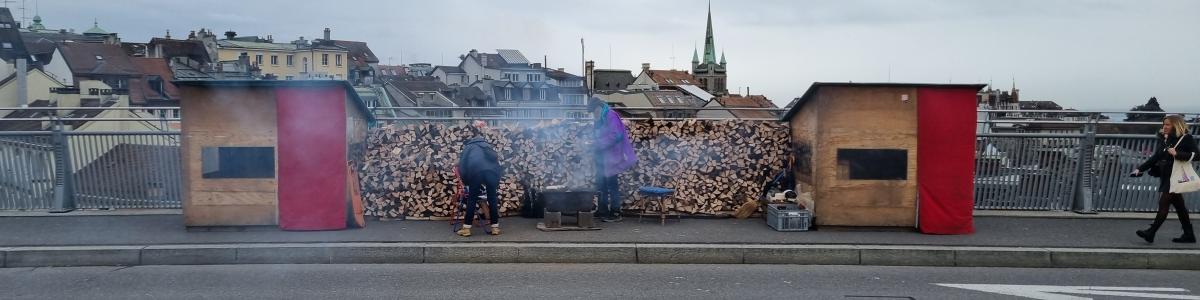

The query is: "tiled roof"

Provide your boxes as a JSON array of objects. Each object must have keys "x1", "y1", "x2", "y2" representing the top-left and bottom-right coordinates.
[
  {"x1": 332, "y1": 40, "x2": 378, "y2": 71},
  {"x1": 128, "y1": 57, "x2": 180, "y2": 105},
  {"x1": 432, "y1": 65, "x2": 464, "y2": 74},
  {"x1": 148, "y1": 38, "x2": 211, "y2": 63},
  {"x1": 74, "y1": 143, "x2": 181, "y2": 201},
  {"x1": 718, "y1": 95, "x2": 778, "y2": 119},
  {"x1": 645, "y1": 90, "x2": 700, "y2": 107},
  {"x1": 545, "y1": 68, "x2": 581, "y2": 80},
  {"x1": 646, "y1": 70, "x2": 699, "y2": 86},
  {"x1": 0, "y1": 8, "x2": 32, "y2": 63},
  {"x1": 217, "y1": 40, "x2": 296, "y2": 51},
  {"x1": 0, "y1": 100, "x2": 52, "y2": 131},
  {"x1": 592, "y1": 69, "x2": 634, "y2": 90},
  {"x1": 58, "y1": 42, "x2": 141, "y2": 76}
]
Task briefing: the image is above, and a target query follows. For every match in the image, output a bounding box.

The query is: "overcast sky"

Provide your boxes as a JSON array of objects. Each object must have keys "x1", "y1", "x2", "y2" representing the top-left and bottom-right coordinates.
[{"x1": 22, "y1": 0, "x2": 1200, "y2": 111}]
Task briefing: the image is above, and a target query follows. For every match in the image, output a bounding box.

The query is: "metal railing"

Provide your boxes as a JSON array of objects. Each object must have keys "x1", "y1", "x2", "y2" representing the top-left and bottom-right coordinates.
[
  {"x1": 1, "y1": 107, "x2": 181, "y2": 211},
  {"x1": 975, "y1": 110, "x2": 1200, "y2": 212}
]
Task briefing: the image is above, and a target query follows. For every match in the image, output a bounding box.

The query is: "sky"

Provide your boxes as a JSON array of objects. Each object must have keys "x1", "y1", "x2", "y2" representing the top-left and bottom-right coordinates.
[{"x1": 18, "y1": 0, "x2": 1200, "y2": 111}]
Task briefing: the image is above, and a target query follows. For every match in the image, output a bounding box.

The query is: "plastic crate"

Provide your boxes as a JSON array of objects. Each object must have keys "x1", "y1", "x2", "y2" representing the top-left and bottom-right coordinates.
[{"x1": 766, "y1": 203, "x2": 811, "y2": 232}]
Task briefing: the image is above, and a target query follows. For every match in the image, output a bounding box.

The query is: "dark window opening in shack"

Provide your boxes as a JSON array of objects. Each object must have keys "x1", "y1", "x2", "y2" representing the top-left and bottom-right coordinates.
[
  {"x1": 201, "y1": 147, "x2": 276, "y2": 179},
  {"x1": 837, "y1": 149, "x2": 907, "y2": 180}
]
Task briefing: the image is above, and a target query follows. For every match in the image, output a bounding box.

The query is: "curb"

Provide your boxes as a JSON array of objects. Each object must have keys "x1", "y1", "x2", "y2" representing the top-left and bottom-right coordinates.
[{"x1": 1, "y1": 243, "x2": 1197, "y2": 270}]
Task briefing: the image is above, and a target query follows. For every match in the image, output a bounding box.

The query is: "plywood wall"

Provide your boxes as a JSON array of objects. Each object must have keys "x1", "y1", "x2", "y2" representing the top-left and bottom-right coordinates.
[{"x1": 180, "y1": 86, "x2": 280, "y2": 226}]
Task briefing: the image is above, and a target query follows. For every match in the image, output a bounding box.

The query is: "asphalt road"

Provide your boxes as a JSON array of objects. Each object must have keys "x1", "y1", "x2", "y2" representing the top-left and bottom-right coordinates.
[{"x1": 1, "y1": 264, "x2": 1197, "y2": 299}]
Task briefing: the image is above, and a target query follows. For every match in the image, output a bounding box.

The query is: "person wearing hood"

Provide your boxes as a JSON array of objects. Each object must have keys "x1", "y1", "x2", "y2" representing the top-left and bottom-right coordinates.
[
  {"x1": 457, "y1": 121, "x2": 503, "y2": 237},
  {"x1": 590, "y1": 99, "x2": 639, "y2": 222}
]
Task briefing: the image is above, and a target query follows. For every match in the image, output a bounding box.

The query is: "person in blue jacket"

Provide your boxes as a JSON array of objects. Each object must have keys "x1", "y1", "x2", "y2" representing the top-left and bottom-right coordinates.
[{"x1": 457, "y1": 121, "x2": 502, "y2": 237}]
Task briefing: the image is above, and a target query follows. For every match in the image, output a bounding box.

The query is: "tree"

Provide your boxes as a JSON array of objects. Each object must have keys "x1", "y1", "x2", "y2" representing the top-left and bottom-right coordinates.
[{"x1": 1125, "y1": 97, "x2": 1165, "y2": 122}]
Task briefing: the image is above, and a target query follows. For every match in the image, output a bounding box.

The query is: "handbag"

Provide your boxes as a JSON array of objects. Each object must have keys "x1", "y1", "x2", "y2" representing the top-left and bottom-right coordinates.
[{"x1": 1169, "y1": 135, "x2": 1200, "y2": 194}]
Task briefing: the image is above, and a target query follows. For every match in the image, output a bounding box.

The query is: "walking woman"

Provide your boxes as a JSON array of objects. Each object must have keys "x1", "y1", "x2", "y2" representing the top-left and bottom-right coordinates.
[
  {"x1": 1132, "y1": 115, "x2": 1196, "y2": 243},
  {"x1": 590, "y1": 99, "x2": 638, "y2": 222}
]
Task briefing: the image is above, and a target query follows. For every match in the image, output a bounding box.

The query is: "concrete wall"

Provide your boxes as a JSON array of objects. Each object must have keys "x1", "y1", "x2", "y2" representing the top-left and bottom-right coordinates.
[
  {"x1": 629, "y1": 71, "x2": 659, "y2": 90},
  {"x1": 805, "y1": 86, "x2": 920, "y2": 227},
  {"x1": 43, "y1": 51, "x2": 73, "y2": 86},
  {"x1": 0, "y1": 69, "x2": 62, "y2": 108},
  {"x1": 217, "y1": 48, "x2": 348, "y2": 80},
  {"x1": 179, "y1": 86, "x2": 280, "y2": 226}
]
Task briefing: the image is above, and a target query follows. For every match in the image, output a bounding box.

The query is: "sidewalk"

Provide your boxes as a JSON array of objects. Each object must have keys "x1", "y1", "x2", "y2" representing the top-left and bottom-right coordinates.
[
  {"x1": 0, "y1": 214, "x2": 1194, "y2": 249},
  {"x1": 0, "y1": 214, "x2": 1196, "y2": 270}
]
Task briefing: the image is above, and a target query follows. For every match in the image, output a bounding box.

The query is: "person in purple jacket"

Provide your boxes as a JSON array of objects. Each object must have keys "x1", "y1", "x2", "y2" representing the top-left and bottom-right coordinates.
[{"x1": 590, "y1": 99, "x2": 638, "y2": 222}]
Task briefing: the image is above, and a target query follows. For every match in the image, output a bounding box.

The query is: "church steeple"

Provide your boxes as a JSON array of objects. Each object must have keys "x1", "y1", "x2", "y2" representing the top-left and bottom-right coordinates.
[
  {"x1": 702, "y1": 0, "x2": 717, "y2": 65},
  {"x1": 692, "y1": 47, "x2": 699, "y2": 63}
]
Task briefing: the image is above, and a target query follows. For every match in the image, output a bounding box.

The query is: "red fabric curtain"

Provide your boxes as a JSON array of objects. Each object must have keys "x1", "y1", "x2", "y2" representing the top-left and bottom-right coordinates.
[
  {"x1": 276, "y1": 87, "x2": 348, "y2": 231},
  {"x1": 917, "y1": 87, "x2": 977, "y2": 234}
]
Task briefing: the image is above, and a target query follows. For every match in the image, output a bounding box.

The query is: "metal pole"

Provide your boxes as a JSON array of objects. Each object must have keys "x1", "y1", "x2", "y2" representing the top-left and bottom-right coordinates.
[
  {"x1": 1072, "y1": 113, "x2": 1098, "y2": 214},
  {"x1": 50, "y1": 118, "x2": 75, "y2": 213}
]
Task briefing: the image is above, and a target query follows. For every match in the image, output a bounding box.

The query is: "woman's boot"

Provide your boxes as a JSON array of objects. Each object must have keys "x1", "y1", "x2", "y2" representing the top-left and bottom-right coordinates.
[{"x1": 1136, "y1": 225, "x2": 1158, "y2": 243}]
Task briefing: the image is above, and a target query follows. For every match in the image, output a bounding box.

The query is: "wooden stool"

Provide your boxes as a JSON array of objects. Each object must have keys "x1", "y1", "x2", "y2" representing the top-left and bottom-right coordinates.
[{"x1": 636, "y1": 186, "x2": 680, "y2": 225}]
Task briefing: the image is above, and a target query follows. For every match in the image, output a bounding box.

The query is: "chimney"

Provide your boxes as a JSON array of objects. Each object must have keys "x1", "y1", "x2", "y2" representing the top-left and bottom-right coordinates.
[
  {"x1": 585, "y1": 60, "x2": 595, "y2": 91},
  {"x1": 238, "y1": 52, "x2": 250, "y2": 71},
  {"x1": 642, "y1": 63, "x2": 650, "y2": 73},
  {"x1": 16, "y1": 59, "x2": 27, "y2": 106},
  {"x1": 224, "y1": 31, "x2": 236, "y2": 39},
  {"x1": 323, "y1": 28, "x2": 330, "y2": 40}
]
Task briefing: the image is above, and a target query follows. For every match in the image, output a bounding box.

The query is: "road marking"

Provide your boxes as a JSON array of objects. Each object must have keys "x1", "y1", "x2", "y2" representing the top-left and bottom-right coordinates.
[{"x1": 935, "y1": 284, "x2": 1200, "y2": 300}]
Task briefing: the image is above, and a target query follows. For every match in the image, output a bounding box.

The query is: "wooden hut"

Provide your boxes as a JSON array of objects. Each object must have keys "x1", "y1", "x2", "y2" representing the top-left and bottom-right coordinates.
[
  {"x1": 175, "y1": 80, "x2": 372, "y2": 230},
  {"x1": 781, "y1": 82, "x2": 984, "y2": 234}
]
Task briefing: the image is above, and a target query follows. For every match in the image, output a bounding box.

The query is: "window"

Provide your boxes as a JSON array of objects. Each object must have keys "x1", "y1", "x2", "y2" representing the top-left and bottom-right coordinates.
[
  {"x1": 286, "y1": 55, "x2": 294, "y2": 66},
  {"x1": 504, "y1": 88, "x2": 511, "y2": 100},
  {"x1": 271, "y1": 55, "x2": 279, "y2": 65},
  {"x1": 201, "y1": 147, "x2": 276, "y2": 179},
  {"x1": 539, "y1": 89, "x2": 546, "y2": 100},
  {"x1": 527, "y1": 74, "x2": 541, "y2": 82},
  {"x1": 523, "y1": 88, "x2": 531, "y2": 100},
  {"x1": 0, "y1": 23, "x2": 10, "y2": 29},
  {"x1": 286, "y1": 76, "x2": 294, "y2": 80},
  {"x1": 836, "y1": 149, "x2": 908, "y2": 180},
  {"x1": 562, "y1": 94, "x2": 585, "y2": 106},
  {"x1": 1, "y1": 42, "x2": 10, "y2": 49},
  {"x1": 336, "y1": 54, "x2": 342, "y2": 66},
  {"x1": 322, "y1": 54, "x2": 329, "y2": 66},
  {"x1": 255, "y1": 54, "x2": 263, "y2": 65}
]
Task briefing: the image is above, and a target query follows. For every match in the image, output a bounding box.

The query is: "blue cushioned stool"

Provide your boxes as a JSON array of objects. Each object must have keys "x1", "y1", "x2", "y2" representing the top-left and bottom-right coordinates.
[{"x1": 635, "y1": 186, "x2": 680, "y2": 225}]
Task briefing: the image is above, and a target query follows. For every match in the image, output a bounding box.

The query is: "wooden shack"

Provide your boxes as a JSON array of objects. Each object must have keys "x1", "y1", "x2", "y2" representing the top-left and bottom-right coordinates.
[
  {"x1": 175, "y1": 80, "x2": 372, "y2": 230},
  {"x1": 781, "y1": 83, "x2": 984, "y2": 234}
]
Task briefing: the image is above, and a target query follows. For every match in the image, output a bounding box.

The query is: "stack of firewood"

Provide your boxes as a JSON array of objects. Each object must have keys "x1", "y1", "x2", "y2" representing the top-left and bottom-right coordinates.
[
  {"x1": 621, "y1": 120, "x2": 790, "y2": 214},
  {"x1": 358, "y1": 119, "x2": 790, "y2": 219}
]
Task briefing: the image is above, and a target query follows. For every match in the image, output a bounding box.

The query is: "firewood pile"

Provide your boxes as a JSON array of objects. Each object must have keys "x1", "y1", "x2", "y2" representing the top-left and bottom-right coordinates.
[
  {"x1": 359, "y1": 119, "x2": 790, "y2": 219},
  {"x1": 622, "y1": 120, "x2": 791, "y2": 214}
]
